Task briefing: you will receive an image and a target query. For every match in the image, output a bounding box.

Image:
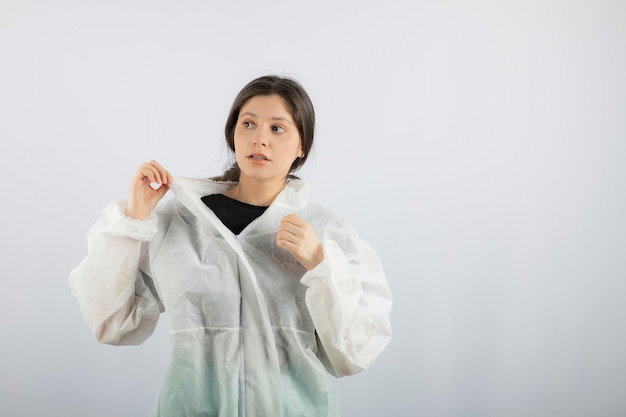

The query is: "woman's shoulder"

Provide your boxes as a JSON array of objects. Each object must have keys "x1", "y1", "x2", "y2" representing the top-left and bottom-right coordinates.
[
  {"x1": 154, "y1": 196, "x2": 194, "y2": 223},
  {"x1": 301, "y1": 201, "x2": 353, "y2": 233}
]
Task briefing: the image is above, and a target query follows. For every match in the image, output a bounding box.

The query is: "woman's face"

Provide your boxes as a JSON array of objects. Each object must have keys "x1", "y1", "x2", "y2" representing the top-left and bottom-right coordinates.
[{"x1": 233, "y1": 94, "x2": 303, "y2": 183}]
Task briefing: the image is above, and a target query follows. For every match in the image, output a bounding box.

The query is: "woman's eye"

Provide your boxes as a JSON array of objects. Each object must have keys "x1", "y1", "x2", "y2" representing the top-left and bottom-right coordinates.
[
  {"x1": 272, "y1": 126, "x2": 285, "y2": 133},
  {"x1": 243, "y1": 121, "x2": 254, "y2": 128}
]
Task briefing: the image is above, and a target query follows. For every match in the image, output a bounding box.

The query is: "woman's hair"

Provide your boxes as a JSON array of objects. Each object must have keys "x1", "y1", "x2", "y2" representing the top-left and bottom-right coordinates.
[{"x1": 215, "y1": 75, "x2": 316, "y2": 182}]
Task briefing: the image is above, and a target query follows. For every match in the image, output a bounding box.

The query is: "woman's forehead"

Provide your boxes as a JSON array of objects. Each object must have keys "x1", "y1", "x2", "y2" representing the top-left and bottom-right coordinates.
[{"x1": 240, "y1": 95, "x2": 293, "y2": 120}]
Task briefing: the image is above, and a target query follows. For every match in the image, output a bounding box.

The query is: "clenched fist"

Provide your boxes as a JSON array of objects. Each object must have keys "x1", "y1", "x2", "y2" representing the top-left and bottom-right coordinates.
[{"x1": 276, "y1": 213, "x2": 324, "y2": 271}]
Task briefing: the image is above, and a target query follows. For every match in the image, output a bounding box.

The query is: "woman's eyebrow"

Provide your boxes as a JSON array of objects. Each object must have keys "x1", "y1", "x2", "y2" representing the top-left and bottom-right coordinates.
[
  {"x1": 241, "y1": 111, "x2": 293, "y2": 125},
  {"x1": 271, "y1": 116, "x2": 293, "y2": 125}
]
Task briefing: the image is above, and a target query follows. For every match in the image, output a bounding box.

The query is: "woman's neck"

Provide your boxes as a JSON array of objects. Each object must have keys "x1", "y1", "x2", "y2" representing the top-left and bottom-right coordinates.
[{"x1": 224, "y1": 176, "x2": 286, "y2": 207}]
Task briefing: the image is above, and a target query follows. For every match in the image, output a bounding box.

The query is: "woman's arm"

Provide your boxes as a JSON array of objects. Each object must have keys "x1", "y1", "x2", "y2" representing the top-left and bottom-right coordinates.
[
  {"x1": 300, "y1": 221, "x2": 393, "y2": 377},
  {"x1": 69, "y1": 201, "x2": 164, "y2": 345},
  {"x1": 70, "y1": 161, "x2": 172, "y2": 345}
]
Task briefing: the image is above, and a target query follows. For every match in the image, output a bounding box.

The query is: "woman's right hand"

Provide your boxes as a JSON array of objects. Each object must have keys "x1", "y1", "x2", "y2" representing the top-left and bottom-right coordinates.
[{"x1": 126, "y1": 160, "x2": 173, "y2": 220}]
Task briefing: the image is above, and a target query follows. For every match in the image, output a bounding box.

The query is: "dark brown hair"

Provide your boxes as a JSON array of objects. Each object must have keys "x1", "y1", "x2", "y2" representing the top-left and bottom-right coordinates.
[{"x1": 215, "y1": 75, "x2": 315, "y2": 181}]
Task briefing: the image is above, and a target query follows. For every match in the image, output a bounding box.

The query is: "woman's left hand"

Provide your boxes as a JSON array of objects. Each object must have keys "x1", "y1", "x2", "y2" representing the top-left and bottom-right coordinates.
[{"x1": 277, "y1": 214, "x2": 324, "y2": 271}]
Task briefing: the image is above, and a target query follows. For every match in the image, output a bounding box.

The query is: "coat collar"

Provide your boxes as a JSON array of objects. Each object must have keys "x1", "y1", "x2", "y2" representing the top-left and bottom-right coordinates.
[
  {"x1": 169, "y1": 176, "x2": 310, "y2": 212},
  {"x1": 169, "y1": 176, "x2": 310, "y2": 240}
]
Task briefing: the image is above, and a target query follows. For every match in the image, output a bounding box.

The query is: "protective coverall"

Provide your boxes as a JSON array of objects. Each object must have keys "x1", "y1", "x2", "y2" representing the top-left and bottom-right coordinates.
[{"x1": 70, "y1": 177, "x2": 393, "y2": 417}]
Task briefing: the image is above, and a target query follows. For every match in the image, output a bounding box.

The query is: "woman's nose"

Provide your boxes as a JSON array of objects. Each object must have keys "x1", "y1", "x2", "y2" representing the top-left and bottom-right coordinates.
[{"x1": 252, "y1": 129, "x2": 268, "y2": 146}]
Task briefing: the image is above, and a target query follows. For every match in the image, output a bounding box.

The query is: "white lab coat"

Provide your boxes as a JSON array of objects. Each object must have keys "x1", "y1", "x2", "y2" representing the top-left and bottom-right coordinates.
[{"x1": 70, "y1": 177, "x2": 392, "y2": 417}]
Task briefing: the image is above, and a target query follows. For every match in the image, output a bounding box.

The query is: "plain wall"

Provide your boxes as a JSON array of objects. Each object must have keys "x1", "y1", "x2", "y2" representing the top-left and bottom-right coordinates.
[{"x1": 1, "y1": 1, "x2": 625, "y2": 416}]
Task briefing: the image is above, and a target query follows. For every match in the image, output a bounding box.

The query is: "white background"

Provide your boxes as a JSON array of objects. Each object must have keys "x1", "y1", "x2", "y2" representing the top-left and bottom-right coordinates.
[{"x1": 1, "y1": 1, "x2": 625, "y2": 416}]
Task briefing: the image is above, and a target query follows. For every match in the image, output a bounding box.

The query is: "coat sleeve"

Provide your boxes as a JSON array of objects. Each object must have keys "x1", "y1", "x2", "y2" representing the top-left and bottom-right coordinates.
[
  {"x1": 300, "y1": 219, "x2": 393, "y2": 377},
  {"x1": 69, "y1": 200, "x2": 164, "y2": 346}
]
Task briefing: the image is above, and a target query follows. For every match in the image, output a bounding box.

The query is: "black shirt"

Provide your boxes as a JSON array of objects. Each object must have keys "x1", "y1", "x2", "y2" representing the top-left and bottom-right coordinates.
[{"x1": 201, "y1": 194, "x2": 268, "y2": 235}]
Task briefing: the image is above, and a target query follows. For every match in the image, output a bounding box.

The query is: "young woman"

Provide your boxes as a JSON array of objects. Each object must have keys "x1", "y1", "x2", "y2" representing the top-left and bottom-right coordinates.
[{"x1": 70, "y1": 75, "x2": 392, "y2": 417}]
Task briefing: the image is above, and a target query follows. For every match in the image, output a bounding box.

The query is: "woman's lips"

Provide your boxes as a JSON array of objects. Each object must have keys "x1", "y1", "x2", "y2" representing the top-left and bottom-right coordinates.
[
  {"x1": 247, "y1": 153, "x2": 270, "y2": 163},
  {"x1": 248, "y1": 153, "x2": 269, "y2": 161}
]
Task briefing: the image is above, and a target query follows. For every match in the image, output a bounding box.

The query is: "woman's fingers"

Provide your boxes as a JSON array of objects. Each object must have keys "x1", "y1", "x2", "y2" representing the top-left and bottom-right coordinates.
[
  {"x1": 277, "y1": 215, "x2": 304, "y2": 243},
  {"x1": 280, "y1": 213, "x2": 305, "y2": 232},
  {"x1": 126, "y1": 160, "x2": 172, "y2": 219},
  {"x1": 276, "y1": 214, "x2": 324, "y2": 270},
  {"x1": 136, "y1": 160, "x2": 171, "y2": 185},
  {"x1": 147, "y1": 160, "x2": 172, "y2": 184}
]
